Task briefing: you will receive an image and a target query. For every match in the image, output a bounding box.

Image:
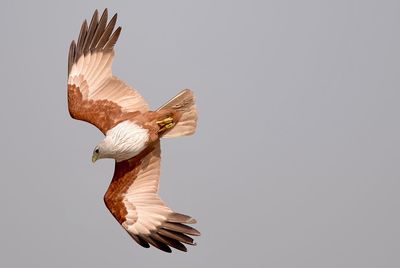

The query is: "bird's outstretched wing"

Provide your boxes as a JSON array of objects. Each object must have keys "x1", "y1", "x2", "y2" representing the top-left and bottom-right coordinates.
[
  {"x1": 104, "y1": 141, "x2": 200, "y2": 252},
  {"x1": 67, "y1": 9, "x2": 148, "y2": 134}
]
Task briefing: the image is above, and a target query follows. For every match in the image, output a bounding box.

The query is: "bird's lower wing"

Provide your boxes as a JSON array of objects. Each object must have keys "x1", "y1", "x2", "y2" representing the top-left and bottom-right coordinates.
[{"x1": 104, "y1": 141, "x2": 200, "y2": 252}]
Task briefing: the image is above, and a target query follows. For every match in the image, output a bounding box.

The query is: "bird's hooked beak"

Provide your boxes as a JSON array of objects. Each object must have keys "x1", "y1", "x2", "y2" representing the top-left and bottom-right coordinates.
[
  {"x1": 92, "y1": 152, "x2": 98, "y2": 163},
  {"x1": 92, "y1": 147, "x2": 100, "y2": 163}
]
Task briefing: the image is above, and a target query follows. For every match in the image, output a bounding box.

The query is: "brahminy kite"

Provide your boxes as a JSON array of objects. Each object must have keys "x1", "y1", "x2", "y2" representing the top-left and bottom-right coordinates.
[{"x1": 67, "y1": 9, "x2": 200, "y2": 253}]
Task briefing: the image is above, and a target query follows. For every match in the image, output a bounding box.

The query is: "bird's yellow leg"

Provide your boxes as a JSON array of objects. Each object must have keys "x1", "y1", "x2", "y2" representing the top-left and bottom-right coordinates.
[
  {"x1": 158, "y1": 122, "x2": 175, "y2": 133},
  {"x1": 157, "y1": 117, "x2": 175, "y2": 133},
  {"x1": 156, "y1": 117, "x2": 174, "y2": 125}
]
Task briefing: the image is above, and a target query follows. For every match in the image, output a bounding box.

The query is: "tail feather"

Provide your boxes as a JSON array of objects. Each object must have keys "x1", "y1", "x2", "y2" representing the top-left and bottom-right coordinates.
[{"x1": 157, "y1": 89, "x2": 197, "y2": 138}]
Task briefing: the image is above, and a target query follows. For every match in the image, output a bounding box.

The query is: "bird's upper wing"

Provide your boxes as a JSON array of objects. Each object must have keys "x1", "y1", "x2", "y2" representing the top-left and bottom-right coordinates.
[
  {"x1": 104, "y1": 141, "x2": 200, "y2": 252},
  {"x1": 67, "y1": 9, "x2": 148, "y2": 134}
]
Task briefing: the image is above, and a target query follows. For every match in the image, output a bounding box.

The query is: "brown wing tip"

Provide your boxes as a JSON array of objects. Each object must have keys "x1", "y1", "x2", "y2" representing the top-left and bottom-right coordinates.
[
  {"x1": 68, "y1": 40, "x2": 77, "y2": 74},
  {"x1": 164, "y1": 212, "x2": 201, "y2": 236},
  {"x1": 68, "y1": 9, "x2": 121, "y2": 71},
  {"x1": 92, "y1": 9, "x2": 99, "y2": 20},
  {"x1": 167, "y1": 212, "x2": 197, "y2": 224},
  {"x1": 165, "y1": 212, "x2": 201, "y2": 236},
  {"x1": 129, "y1": 212, "x2": 201, "y2": 252},
  {"x1": 143, "y1": 235, "x2": 172, "y2": 253},
  {"x1": 129, "y1": 233, "x2": 150, "y2": 248},
  {"x1": 110, "y1": 11, "x2": 117, "y2": 22},
  {"x1": 105, "y1": 26, "x2": 122, "y2": 49}
]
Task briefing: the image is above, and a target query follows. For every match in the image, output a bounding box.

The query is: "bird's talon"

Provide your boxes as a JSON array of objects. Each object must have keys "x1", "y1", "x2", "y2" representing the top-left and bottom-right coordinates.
[
  {"x1": 158, "y1": 122, "x2": 175, "y2": 133},
  {"x1": 165, "y1": 122, "x2": 175, "y2": 129},
  {"x1": 156, "y1": 117, "x2": 174, "y2": 125}
]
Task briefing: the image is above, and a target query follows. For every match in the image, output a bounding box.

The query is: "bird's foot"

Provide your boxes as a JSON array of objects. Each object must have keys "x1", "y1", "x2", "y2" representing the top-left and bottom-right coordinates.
[
  {"x1": 157, "y1": 117, "x2": 174, "y2": 125},
  {"x1": 157, "y1": 117, "x2": 175, "y2": 132},
  {"x1": 159, "y1": 122, "x2": 175, "y2": 132}
]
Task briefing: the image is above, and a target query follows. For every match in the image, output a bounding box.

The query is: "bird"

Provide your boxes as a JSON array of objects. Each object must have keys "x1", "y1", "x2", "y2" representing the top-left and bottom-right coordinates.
[{"x1": 67, "y1": 9, "x2": 200, "y2": 253}]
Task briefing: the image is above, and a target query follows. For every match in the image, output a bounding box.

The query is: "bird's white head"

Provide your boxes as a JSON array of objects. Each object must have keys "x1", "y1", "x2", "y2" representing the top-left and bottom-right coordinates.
[
  {"x1": 91, "y1": 121, "x2": 150, "y2": 163},
  {"x1": 91, "y1": 140, "x2": 113, "y2": 163}
]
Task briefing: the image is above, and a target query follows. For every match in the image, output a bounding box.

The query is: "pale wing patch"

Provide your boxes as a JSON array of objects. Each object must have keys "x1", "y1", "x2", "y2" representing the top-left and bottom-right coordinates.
[
  {"x1": 122, "y1": 142, "x2": 170, "y2": 235},
  {"x1": 123, "y1": 194, "x2": 172, "y2": 235},
  {"x1": 121, "y1": 143, "x2": 193, "y2": 239},
  {"x1": 68, "y1": 50, "x2": 148, "y2": 113},
  {"x1": 68, "y1": 9, "x2": 149, "y2": 124},
  {"x1": 105, "y1": 141, "x2": 200, "y2": 252},
  {"x1": 124, "y1": 193, "x2": 172, "y2": 234}
]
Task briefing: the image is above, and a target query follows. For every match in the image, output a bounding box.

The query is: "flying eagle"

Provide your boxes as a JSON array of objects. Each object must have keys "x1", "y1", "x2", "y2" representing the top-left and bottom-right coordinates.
[{"x1": 67, "y1": 9, "x2": 200, "y2": 253}]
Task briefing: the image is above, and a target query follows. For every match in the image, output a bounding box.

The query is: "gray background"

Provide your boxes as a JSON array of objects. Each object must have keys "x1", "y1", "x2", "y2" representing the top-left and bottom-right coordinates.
[{"x1": 0, "y1": 0, "x2": 399, "y2": 267}]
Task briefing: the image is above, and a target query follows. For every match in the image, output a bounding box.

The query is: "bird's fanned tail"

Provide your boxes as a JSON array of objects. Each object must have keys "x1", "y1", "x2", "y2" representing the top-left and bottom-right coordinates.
[{"x1": 157, "y1": 89, "x2": 198, "y2": 138}]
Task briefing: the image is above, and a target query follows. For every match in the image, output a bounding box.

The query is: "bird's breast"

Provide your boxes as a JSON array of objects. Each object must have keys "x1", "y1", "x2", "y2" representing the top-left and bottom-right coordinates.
[{"x1": 105, "y1": 120, "x2": 150, "y2": 162}]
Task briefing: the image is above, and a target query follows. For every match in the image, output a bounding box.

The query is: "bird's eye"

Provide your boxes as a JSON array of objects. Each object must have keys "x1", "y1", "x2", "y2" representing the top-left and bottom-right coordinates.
[{"x1": 95, "y1": 148, "x2": 99, "y2": 154}]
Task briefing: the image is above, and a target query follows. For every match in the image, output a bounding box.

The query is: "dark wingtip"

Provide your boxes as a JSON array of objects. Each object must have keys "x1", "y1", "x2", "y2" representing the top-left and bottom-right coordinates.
[
  {"x1": 100, "y1": 8, "x2": 109, "y2": 24},
  {"x1": 93, "y1": 9, "x2": 99, "y2": 19},
  {"x1": 104, "y1": 26, "x2": 121, "y2": 49},
  {"x1": 143, "y1": 236, "x2": 172, "y2": 253},
  {"x1": 152, "y1": 232, "x2": 188, "y2": 252},
  {"x1": 162, "y1": 222, "x2": 201, "y2": 236},
  {"x1": 82, "y1": 10, "x2": 99, "y2": 54},
  {"x1": 129, "y1": 233, "x2": 150, "y2": 248},
  {"x1": 168, "y1": 212, "x2": 198, "y2": 224},
  {"x1": 158, "y1": 228, "x2": 197, "y2": 245},
  {"x1": 69, "y1": 8, "x2": 121, "y2": 70},
  {"x1": 68, "y1": 40, "x2": 77, "y2": 74}
]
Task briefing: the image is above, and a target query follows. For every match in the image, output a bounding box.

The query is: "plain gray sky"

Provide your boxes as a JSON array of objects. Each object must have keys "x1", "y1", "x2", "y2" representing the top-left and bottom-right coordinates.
[{"x1": 0, "y1": 0, "x2": 399, "y2": 267}]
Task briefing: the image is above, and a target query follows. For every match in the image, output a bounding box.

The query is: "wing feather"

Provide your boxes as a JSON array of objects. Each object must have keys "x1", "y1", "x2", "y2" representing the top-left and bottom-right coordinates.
[
  {"x1": 90, "y1": 9, "x2": 107, "y2": 49},
  {"x1": 96, "y1": 13, "x2": 118, "y2": 49},
  {"x1": 152, "y1": 232, "x2": 187, "y2": 252},
  {"x1": 76, "y1": 20, "x2": 88, "y2": 56},
  {"x1": 67, "y1": 9, "x2": 148, "y2": 134},
  {"x1": 104, "y1": 27, "x2": 122, "y2": 49},
  {"x1": 68, "y1": 41, "x2": 76, "y2": 74},
  {"x1": 104, "y1": 141, "x2": 200, "y2": 252},
  {"x1": 158, "y1": 229, "x2": 196, "y2": 245},
  {"x1": 82, "y1": 10, "x2": 98, "y2": 53}
]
